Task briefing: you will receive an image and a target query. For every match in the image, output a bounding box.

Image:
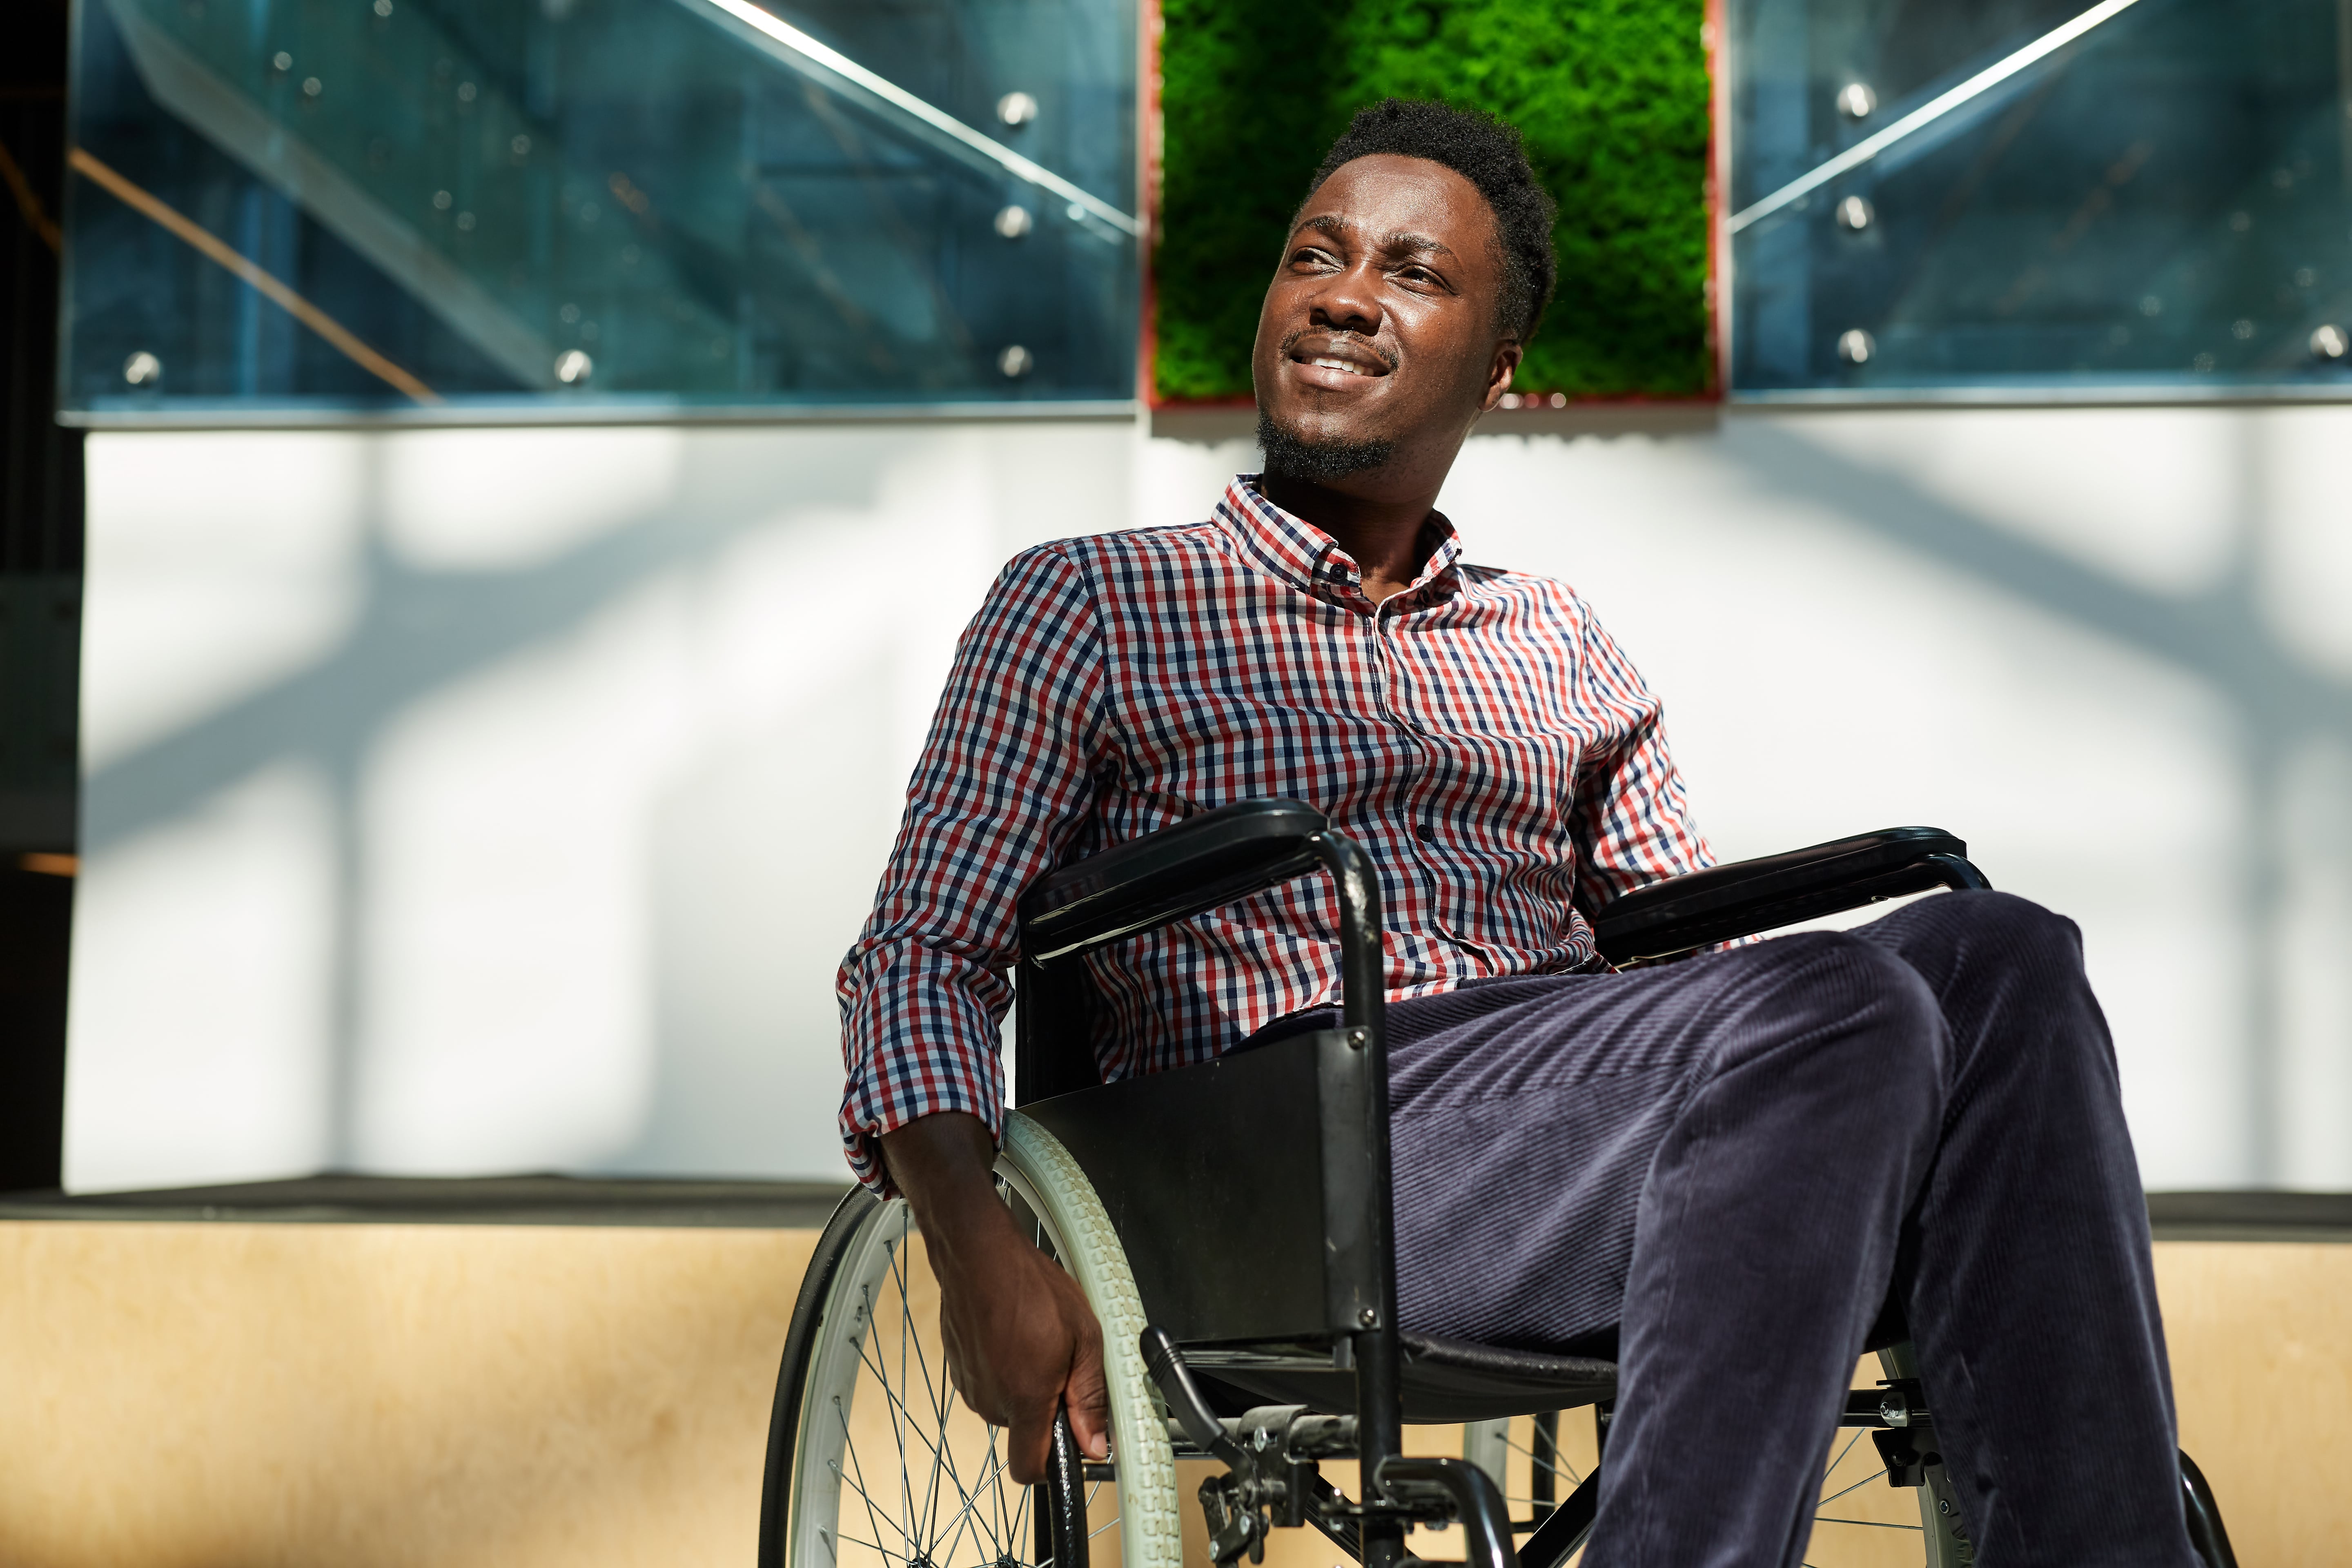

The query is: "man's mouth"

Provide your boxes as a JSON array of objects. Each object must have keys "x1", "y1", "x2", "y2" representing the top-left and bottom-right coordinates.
[{"x1": 1282, "y1": 331, "x2": 1394, "y2": 379}]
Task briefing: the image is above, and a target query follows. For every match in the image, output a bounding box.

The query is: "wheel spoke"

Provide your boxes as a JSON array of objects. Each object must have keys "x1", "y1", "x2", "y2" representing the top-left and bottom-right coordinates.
[
  {"x1": 1818, "y1": 1426, "x2": 1865, "y2": 1488},
  {"x1": 889, "y1": 1238, "x2": 1011, "y2": 1568},
  {"x1": 926, "y1": 1439, "x2": 1025, "y2": 1557},
  {"x1": 889, "y1": 1233, "x2": 942, "y2": 1555},
  {"x1": 982, "y1": 1426, "x2": 1029, "y2": 1561},
  {"x1": 853, "y1": 1333, "x2": 954, "y2": 1473},
  {"x1": 1815, "y1": 1469, "x2": 1890, "y2": 1510},
  {"x1": 1084, "y1": 1476, "x2": 1121, "y2": 1544},
  {"x1": 895, "y1": 1232, "x2": 957, "y2": 1542},
  {"x1": 981, "y1": 1425, "x2": 1015, "y2": 1560},
  {"x1": 830, "y1": 1447, "x2": 913, "y2": 1544},
  {"x1": 1813, "y1": 1517, "x2": 1924, "y2": 1530},
  {"x1": 931, "y1": 1458, "x2": 999, "y2": 1568},
  {"x1": 922, "y1": 1360, "x2": 993, "y2": 1554},
  {"x1": 848, "y1": 1275, "x2": 962, "y2": 1499},
  {"x1": 1009, "y1": 1455, "x2": 1035, "y2": 1551},
  {"x1": 836, "y1": 1397, "x2": 918, "y2": 1568},
  {"x1": 1501, "y1": 1428, "x2": 1583, "y2": 1488},
  {"x1": 803, "y1": 1195, "x2": 1128, "y2": 1568},
  {"x1": 930, "y1": 1387, "x2": 1004, "y2": 1564},
  {"x1": 870, "y1": 1238, "x2": 923, "y2": 1556}
]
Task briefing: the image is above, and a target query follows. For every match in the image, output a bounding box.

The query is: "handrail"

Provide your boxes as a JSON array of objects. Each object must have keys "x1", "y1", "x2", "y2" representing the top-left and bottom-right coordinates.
[
  {"x1": 1727, "y1": 0, "x2": 2151, "y2": 234},
  {"x1": 676, "y1": 0, "x2": 1143, "y2": 240}
]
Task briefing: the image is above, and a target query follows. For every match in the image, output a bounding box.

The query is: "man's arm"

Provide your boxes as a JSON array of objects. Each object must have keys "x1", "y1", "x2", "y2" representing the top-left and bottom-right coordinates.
[
  {"x1": 840, "y1": 545, "x2": 1114, "y2": 1485},
  {"x1": 1565, "y1": 600, "x2": 1715, "y2": 914},
  {"x1": 880, "y1": 1113, "x2": 1109, "y2": 1482}
]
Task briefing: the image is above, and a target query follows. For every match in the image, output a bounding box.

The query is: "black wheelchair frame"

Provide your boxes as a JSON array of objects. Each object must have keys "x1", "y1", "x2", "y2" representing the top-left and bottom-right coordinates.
[
  {"x1": 762, "y1": 799, "x2": 2237, "y2": 1568},
  {"x1": 1008, "y1": 801, "x2": 2046, "y2": 1568}
]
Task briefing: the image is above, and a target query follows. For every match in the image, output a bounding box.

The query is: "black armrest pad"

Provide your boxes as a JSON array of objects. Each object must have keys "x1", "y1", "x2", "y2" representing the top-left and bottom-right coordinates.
[
  {"x1": 1592, "y1": 826, "x2": 1984, "y2": 964},
  {"x1": 1018, "y1": 799, "x2": 1329, "y2": 964}
]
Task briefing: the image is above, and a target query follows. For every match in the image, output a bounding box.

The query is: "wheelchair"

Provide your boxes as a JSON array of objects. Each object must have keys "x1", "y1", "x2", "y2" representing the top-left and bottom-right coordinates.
[{"x1": 760, "y1": 801, "x2": 2238, "y2": 1568}]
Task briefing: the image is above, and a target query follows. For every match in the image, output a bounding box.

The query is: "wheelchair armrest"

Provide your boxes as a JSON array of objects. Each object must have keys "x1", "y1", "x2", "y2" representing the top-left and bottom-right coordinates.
[
  {"x1": 1592, "y1": 826, "x2": 1991, "y2": 966},
  {"x1": 1018, "y1": 798, "x2": 1331, "y2": 964}
]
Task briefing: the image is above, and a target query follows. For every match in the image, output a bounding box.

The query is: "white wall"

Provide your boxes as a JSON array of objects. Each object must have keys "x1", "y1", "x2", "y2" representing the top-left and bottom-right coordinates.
[{"x1": 64, "y1": 405, "x2": 2352, "y2": 1192}]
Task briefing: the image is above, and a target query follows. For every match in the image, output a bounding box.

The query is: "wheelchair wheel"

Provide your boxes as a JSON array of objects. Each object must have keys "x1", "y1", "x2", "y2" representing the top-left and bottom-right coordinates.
[
  {"x1": 760, "y1": 1113, "x2": 1183, "y2": 1568},
  {"x1": 1770, "y1": 1343, "x2": 1971, "y2": 1568},
  {"x1": 1500, "y1": 1350, "x2": 1971, "y2": 1568}
]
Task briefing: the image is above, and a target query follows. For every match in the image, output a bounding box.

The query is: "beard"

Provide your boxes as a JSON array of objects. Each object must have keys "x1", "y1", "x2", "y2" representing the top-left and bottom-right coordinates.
[{"x1": 1256, "y1": 408, "x2": 1394, "y2": 482}]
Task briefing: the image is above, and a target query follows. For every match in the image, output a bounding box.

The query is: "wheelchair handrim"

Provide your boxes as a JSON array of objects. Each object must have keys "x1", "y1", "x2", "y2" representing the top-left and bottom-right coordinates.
[
  {"x1": 998, "y1": 1111, "x2": 1184, "y2": 1568},
  {"x1": 782, "y1": 1157, "x2": 1183, "y2": 1568}
]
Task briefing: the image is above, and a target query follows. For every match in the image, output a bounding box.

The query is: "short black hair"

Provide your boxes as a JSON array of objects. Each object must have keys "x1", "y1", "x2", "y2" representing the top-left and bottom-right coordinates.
[{"x1": 1303, "y1": 98, "x2": 1558, "y2": 345}]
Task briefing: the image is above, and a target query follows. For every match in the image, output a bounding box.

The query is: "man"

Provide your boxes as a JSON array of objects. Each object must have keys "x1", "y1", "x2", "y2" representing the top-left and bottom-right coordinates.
[{"x1": 839, "y1": 98, "x2": 2197, "y2": 1567}]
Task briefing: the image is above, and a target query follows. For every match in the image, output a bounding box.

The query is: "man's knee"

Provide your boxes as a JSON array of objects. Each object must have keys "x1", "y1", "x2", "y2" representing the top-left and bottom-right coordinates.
[
  {"x1": 1728, "y1": 932, "x2": 1946, "y2": 1095},
  {"x1": 1944, "y1": 889, "x2": 2083, "y2": 956},
  {"x1": 1863, "y1": 889, "x2": 2094, "y2": 1007},
  {"x1": 1866, "y1": 890, "x2": 2119, "y2": 1092}
]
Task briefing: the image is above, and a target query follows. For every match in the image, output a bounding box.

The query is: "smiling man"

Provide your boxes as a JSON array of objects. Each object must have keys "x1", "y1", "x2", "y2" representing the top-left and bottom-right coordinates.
[{"x1": 839, "y1": 100, "x2": 2201, "y2": 1567}]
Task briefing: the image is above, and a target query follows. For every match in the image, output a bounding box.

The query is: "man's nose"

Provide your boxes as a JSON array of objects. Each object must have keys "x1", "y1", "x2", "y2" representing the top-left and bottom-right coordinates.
[{"x1": 1309, "y1": 261, "x2": 1383, "y2": 336}]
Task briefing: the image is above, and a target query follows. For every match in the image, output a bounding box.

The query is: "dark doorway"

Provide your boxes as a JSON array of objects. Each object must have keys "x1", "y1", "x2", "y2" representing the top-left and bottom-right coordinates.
[{"x1": 2, "y1": 0, "x2": 80, "y2": 1194}]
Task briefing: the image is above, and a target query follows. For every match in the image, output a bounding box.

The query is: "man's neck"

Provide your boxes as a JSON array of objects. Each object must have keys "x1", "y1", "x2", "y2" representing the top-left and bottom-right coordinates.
[{"x1": 1258, "y1": 471, "x2": 1442, "y2": 604}]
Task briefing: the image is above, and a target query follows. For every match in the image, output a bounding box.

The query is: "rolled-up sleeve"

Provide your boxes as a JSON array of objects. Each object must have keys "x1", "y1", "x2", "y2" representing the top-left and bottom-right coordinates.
[
  {"x1": 1566, "y1": 601, "x2": 1713, "y2": 917},
  {"x1": 837, "y1": 545, "x2": 1109, "y2": 1193}
]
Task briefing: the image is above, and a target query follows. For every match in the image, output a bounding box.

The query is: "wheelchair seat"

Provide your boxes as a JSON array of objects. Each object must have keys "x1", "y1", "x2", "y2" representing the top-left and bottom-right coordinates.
[{"x1": 1200, "y1": 1331, "x2": 1619, "y2": 1426}]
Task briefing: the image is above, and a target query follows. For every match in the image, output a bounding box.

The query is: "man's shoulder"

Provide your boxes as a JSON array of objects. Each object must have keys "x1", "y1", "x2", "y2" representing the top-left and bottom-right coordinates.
[
  {"x1": 998, "y1": 522, "x2": 1231, "y2": 581},
  {"x1": 1450, "y1": 561, "x2": 1596, "y2": 623}
]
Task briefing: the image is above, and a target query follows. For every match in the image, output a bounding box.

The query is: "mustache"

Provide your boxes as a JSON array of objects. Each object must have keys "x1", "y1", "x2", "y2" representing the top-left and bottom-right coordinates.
[{"x1": 1278, "y1": 327, "x2": 1398, "y2": 373}]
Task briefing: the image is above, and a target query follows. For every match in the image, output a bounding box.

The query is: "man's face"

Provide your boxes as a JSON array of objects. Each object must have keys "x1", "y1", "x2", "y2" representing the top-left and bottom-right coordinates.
[{"x1": 1250, "y1": 154, "x2": 1519, "y2": 485}]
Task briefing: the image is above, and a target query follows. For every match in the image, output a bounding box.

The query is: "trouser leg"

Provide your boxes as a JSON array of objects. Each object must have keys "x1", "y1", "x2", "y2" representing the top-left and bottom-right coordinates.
[
  {"x1": 1383, "y1": 935, "x2": 1950, "y2": 1568},
  {"x1": 1853, "y1": 892, "x2": 2196, "y2": 1566},
  {"x1": 1582, "y1": 934, "x2": 1948, "y2": 1568},
  {"x1": 1383, "y1": 893, "x2": 2199, "y2": 1568}
]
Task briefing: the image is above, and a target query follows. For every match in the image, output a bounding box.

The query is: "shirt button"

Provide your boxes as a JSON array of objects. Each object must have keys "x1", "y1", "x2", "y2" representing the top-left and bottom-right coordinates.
[{"x1": 1414, "y1": 822, "x2": 1436, "y2": 843}]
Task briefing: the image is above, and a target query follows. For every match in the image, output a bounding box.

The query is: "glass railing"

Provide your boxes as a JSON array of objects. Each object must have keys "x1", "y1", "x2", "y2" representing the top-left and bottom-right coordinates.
[
  {"x1": 1727, "y1": 0, "x2": 2352, "y2": 397},
  {"x1": 62, "y1": 0, "x2": 1138, "y2": 416}
]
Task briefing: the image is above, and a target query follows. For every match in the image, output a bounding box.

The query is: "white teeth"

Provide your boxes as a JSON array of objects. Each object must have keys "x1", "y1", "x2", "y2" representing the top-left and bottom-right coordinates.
[{"x1": 1307, "y1": 356, "x2": 1369, "y2": 374}]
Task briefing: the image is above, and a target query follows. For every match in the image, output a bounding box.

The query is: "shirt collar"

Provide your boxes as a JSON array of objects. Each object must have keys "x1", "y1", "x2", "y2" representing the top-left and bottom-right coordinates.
[{"x1": 1214, "y1": 475, "x2": 1464, "y2": 607}]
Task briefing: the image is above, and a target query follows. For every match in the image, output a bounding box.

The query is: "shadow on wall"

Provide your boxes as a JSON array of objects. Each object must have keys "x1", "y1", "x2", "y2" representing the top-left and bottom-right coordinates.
[
  {"x1": 65, "y1": 421, "x2": 1137, "y2": 1189},
  {"x1": 1718, "y1": 414, "x2": 2352, "y2": 1182},
  {"x1": 61, "y1": 406, "x2": 2352, "y2": 1192},
  {"x1": 611, "y1": 663, "x2": 899, "y2": 1180},
  {"x1": 1434, "y1": 403, "x2": 2352, "y2": 1189}
]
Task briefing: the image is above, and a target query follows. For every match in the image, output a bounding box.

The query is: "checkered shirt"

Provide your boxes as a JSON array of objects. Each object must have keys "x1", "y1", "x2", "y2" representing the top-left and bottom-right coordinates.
[{"x1": 838, "y1": 476, "x2": 1713, "y2": 1190}]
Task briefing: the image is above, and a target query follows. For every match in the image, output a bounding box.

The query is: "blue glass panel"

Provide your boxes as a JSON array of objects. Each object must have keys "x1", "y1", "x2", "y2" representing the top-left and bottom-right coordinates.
[
  {"x1": 1728, "y1": 0, "x2": 2352, "y2": 397},
  {"x1": 61, "y1": 0, "x2": 1138, "y2": 416}
]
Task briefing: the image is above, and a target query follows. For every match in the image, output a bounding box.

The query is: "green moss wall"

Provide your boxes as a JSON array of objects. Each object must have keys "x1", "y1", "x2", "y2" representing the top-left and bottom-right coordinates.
[{"x1": 1152, "y1": 0, "x2": 1714, "y2": 403}]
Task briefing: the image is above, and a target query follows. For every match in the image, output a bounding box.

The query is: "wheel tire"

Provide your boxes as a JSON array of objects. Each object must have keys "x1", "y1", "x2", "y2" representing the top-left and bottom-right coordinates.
[{"x1": 758, "y1": 1113, "x2": 1183, "y2": 1568}]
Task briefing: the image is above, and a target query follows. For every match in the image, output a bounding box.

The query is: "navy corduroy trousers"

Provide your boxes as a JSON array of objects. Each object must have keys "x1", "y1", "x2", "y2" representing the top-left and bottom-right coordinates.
[{"x1": 1366, "y1": 891, "x2": 2196, "y2": 1568}]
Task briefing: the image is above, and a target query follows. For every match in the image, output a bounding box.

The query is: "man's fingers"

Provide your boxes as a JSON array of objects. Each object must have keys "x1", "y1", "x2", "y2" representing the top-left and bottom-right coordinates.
[
  {"x1": 1004, "y1": 1398, "x2": 1057, "y2": 1487},
  {"x1": 936, "y1": 1310, "x2": 970, "y2": 1401},
  {"x1": 1064, "y1": 1327, "x2": 1112, "y2": 1461}
]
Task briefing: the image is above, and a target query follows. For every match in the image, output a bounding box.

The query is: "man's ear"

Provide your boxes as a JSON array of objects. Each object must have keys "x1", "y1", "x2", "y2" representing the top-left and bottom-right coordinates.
[{"x1": 1479, "y1": 340, "x2": 1525, "y2": 412}]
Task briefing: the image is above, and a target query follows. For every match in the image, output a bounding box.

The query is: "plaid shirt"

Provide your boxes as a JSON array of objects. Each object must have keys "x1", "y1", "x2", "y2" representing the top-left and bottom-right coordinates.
[{"x1": 838, "y1": 476, "x2": 1713, "y2": 1189}]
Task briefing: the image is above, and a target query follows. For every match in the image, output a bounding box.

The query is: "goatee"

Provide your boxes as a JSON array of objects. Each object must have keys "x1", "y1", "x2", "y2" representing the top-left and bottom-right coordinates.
[{"x1": 1256, "y1": 410, "x2": 1394, "y2": 482}]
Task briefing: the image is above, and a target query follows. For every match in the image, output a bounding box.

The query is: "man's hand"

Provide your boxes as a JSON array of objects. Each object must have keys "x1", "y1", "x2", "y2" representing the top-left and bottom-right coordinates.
[{"x1": 880, "y1": 1113, "x2": 1110, "y2": 1485}]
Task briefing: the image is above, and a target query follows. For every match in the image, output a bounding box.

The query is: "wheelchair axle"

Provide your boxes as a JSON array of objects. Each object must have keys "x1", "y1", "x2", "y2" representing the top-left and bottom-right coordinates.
[{"x1": 1838, "y1": 1378, "x2": 1929, "y2": 1430}]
